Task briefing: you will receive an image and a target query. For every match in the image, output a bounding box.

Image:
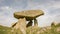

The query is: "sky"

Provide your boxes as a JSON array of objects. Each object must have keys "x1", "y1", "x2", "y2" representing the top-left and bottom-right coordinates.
[{"x1": 0, "y1": 0, "x2": 60, "y2": 27}]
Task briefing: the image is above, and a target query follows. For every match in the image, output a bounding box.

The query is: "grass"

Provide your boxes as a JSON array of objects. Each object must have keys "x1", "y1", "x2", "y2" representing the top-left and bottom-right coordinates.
[
  {"x1": 0, "y1": 25, "x2": 12, "y2": 34},
  {"x1": 0, "y1": 24, "x2": 60, "y2": 34},
  {"x1": 26, "y1": 24, "x2": 60, "y2": 34}
]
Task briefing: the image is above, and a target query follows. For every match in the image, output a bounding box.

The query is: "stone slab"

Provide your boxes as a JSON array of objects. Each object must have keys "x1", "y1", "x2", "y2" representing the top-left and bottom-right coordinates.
[{"x1": 14, "y1": 10, "x2": 44, "y2": 20}]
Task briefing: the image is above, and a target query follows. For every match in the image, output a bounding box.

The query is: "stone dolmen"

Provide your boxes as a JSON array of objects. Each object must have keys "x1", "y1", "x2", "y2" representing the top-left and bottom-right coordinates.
[
  {"x1": 14, "y1": 10, "x2": 44, "y2": 27},
  {"x1": 12, "y1": 10, "x2": 44, "y2": 34}
]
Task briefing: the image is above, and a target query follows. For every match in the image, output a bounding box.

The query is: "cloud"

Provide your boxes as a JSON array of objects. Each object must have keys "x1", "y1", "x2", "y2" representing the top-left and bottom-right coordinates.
[
  {"x1": 27, "y1": 0, "x2": 60, "y2": 9},
  {"x1": 0, "y1": 6, "x2": 18, "y2": 27},
  {"x1": 0, "y1": 6, "x2": 12, "y2": 11},
  {"x1": 0, "y1": 0, "x2": 27, "y2": 10},
  {"x1": 0, "y1": 6, "x2": 14, "y2": 16},
  {"x1": 52, "y1": 14, "x2": 60, "y2": 23},
  {"x1": 37, "y1": 15, "x2": 53, "y2": 27},
  {"x1": 0, "y1": 16, "x2": 18, "y2": 27}
]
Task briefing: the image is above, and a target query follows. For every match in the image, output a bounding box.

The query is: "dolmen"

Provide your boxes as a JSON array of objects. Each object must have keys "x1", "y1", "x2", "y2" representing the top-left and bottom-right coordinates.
[
  {"x1": 12, "y1": 10, "x2": 44, "y2": 34},
  {"x1": 14, "y1": 10, "x2": 44, "y2": 27}
]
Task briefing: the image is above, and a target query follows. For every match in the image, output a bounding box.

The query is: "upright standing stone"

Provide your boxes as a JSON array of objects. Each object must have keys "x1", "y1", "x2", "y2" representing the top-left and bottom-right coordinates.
[
  {"x1": 12, "y1": 18, "x2": 26, "y2": 34},
  {"x1": 34, "y1": 18, "x2": 38, "y2": 26},
  {"x1": 26, "y1": 20, "x2": 33, "y2": 27}
]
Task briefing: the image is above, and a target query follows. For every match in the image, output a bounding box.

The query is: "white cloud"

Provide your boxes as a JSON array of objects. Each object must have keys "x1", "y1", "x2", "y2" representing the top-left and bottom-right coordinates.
[
  {"x1": 0, "y1": 6, "x2": 17, "y2": 27},
  {"x1": 2, "y1": 6, "x2": 10, "y2": 9},
  {"x1": 53, "y1": 15, "x2": 60, "y2": 23},
  {"x1": 37, "y1": 15, "x2": 53, "y2": 27},
  {"x1": 0, "y1": 6, "x2": 13, "y2": 11},
  {"x1": 0, "y1": 16, "x2": 18, "y2": 27}
]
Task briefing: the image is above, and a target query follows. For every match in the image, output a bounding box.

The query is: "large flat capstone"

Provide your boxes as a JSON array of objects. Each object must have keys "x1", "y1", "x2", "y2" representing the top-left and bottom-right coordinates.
[{"x1": 14, "y1": 10, "x2": 44, "y2": 20}]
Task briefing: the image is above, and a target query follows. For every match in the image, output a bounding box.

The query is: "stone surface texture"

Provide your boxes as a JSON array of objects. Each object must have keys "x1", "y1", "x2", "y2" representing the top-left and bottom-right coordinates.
[
  {"x1": 12, "y1": 18, "x2": 26, "y2": 34},
  {"x1": 14, "y1": 10, "x2": 44, "y2": 20}
]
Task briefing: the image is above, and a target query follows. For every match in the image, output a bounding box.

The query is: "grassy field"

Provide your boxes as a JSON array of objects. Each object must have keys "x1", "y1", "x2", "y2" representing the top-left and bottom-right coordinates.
[
  {"x1": 0, "y1": 24, "x2": 60, "y2": 34},
  {"x1": 27, "y1": 24, "x2": 60, "y2": 34},
  {"x1": 0, "y1": 25, "x2": 22, "y2": 34},
  {"x1": 0, "y1": 25, "x2": 12, "y2": 34}
]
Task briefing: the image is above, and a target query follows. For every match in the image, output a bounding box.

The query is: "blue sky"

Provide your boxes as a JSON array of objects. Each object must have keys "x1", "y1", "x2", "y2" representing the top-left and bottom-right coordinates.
[{"x1": 0, "y1": 0, "x2": 60, "y2": 27}]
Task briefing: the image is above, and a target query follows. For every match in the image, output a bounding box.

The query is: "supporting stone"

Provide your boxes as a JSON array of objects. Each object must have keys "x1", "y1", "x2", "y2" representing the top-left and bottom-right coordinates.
[
  {"x1": 34, "y1": 18, "x2": 38, "y2": 26},
  {"x1": 26, "y1": 20, "x2": 33, "y2": 27},
  {"x1": 12, "y1": 18, "x2": 26, "y2": 34},
  {"x1": 18, "y1": 18, "x2": 26, "y2": 34}
]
